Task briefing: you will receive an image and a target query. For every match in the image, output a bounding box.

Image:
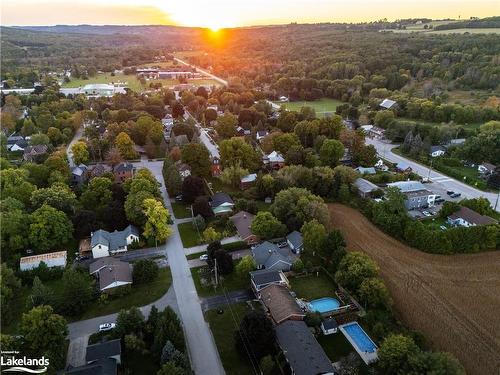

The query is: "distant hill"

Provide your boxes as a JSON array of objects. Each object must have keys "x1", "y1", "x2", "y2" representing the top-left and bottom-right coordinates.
[{"x1": 12, "y1": 24, "x2": 203, "y2": 36}]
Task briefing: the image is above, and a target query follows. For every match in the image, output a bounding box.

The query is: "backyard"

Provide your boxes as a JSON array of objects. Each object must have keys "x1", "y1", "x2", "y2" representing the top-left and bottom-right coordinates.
[
  {"x1": 204, "y1": 302, "x2": 258, "y2": 375},
  {"x1": 317, "y1": 332, "x2": 354, "y2": 362},
  {"x1": 273, "y1": 98, "x2": 344, "y2": 116},
  {"x1": 289, "y1": 272, "x2": 337, "y2": 301},
  {"x1": 171, "y1": 201, "x2": 192, "y2": 219}
]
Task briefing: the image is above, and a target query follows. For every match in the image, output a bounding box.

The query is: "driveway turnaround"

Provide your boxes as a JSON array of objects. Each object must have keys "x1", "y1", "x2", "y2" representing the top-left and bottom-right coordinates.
[{"x1": 134, "y1": 160, "x2": 225, "y2": 375}]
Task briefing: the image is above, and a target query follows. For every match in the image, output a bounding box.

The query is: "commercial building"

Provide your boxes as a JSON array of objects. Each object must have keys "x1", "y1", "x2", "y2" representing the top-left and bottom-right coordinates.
[{"x1": 387, "y1": 181, "x2": 437, "y2": 209}]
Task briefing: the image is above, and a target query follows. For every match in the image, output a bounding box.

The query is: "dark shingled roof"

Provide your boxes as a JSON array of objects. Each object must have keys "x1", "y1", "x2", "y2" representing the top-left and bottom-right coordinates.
[
  {"x1": 86, "y1": 339, "x2": 121, "y2": 363},
  {"x1": 211, "y1": 192, "x2": 234, "y2": 208},
  {"x1": 276, "y1": 321, "x2": 334, "y2": 375},
  {"x1": 65, "y1": 358, "x2": 117, "y2": 375},
  {"x1": 250, "y1": 269, "x2": 282, "y2": 288},
  {"x1": 449, "y1": 206, "x2": 498, "y2": 226},
  {"x1": 321, "y1": 317, "x2": 338, "y2": 330}
]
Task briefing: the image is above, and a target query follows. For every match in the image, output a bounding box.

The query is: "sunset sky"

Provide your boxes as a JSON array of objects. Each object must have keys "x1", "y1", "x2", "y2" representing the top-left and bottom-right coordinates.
[{"x1": 2, "y1": 0, "x2": 499, "y2": 29}]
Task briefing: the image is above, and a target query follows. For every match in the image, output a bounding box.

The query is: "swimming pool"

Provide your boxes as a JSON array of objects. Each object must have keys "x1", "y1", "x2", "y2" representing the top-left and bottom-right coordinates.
[
  {"x1": 342, "y1": 322, "x2": 377, "y2": 353},
  {"x1": 308, "y1": 297, "x2": 341, "y2": 314}
]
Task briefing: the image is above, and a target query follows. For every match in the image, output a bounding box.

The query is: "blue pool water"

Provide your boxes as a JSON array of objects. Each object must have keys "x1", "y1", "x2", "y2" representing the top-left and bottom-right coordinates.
[
  {"x1": 308, "y1": 297, "x2": 341, "y2": 313},
  {"x1": 343, "y1": 322, "x2": 377, "y2": 353}
]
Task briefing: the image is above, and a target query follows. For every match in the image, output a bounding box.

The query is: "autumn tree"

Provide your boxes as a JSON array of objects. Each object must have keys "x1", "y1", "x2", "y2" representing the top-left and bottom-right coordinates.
[
  {"x1": 115, "y1": 132, "x2": 138, "y2": 160},
  {"x1": 143, "y1": 198, "x2": 173, "y2": 244}
]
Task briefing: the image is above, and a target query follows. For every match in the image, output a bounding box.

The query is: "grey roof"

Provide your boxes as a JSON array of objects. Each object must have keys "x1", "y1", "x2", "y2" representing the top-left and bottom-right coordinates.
[
  {"x1": 354, "y1": 178, "x2": 378, "y2": 193},
  {"x1": 286, "y1": 231, "x2": 303, "y2": 250},
  {"x1": 380, "y1": 98, "x2": 397, "y2": 109},
  {"x1": 97, "y1": 262, "x2": 132, "y2": 290},
  {"x1": 250, "y1": 269, "x2": 283, "y2": 287},
  {"x1": 65, "y1": 358, "x2": 117, "y2": 375},
  {"x1": 90, "y1": 164, "x2": 112, "y2": 177},
  {"x1": 91, "y1": 225, "x2": 139, "y2": 251},
  {"x1": 230, "y1": 211, "x2": 255, "y2": 240},
  {"x1": 388, "y1": 181, "x2": 427, "y2": 193},
  {"x1": 72, "y1": 165, "x2": 88, "y2": 176},
  {"x1": 211, "y1": 192, "x2": 234, "y2": 208},
  {"x1": 396, "y1": 162, "x2": 411, "y2": 171},
  {"x1": 89, "y1": 257, "x2": 127, "y2": 274},
  {"x1": 276, "y1": 321, "x2": 334, "y2": 375},
  {"x1": 430, "y1": 145, "x2": 446, "y2": 154},
  {"x1": 321, "y1": 317, "x2": 338, "y2": 330},
  {"x1": 114, "y1": 162, "x2": 134, "y2": 173},
  {"x1": 24, "y1": 145, "x2": 48, "y2": 155},
  {"x1": 240, "y1": 173, "x2": 257, "y2": 183},
  {"x1": 252, "y1": 241, "x2": 292, "y2": 270},
  {"x1": 449, "y1": 206, "x2": 497, "y2": 226},
  {"x1": 355, "y1": 167, "x2": 376, "y2": 175},
  {"x1": 86, "y1": 339, "x2": 121, "y2": 362}
]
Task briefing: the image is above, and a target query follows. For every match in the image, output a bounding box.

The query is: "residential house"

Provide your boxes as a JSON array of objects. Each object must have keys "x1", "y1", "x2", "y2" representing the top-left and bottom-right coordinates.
[
  {"x1": 355, "y1": 166, "x2": 376, "y2": 175},
  {"x1": 7, "y1": 134, "x2": 28, "y2": 151},
  {"x1": 387, "y1": 181, "x2": 437, "y2": 209},
  {"x1": 175, "y1": 162, "x2": 191, "y2": 180},
  {"x1": 251, "y1": 241, "x2": 293, "y2": 271},
  {"x1": 240, "y1": 173, "x2": 257, "y2": 190},
  {"x1": 71, "y1": 164, "x2": 88, "y2": 187},
  {"x1": 236, "y1": 126, "x2": 251, "y2": 137},
  {"x1": 211, "y1": 156, "x2": 222, "y2": 177},
  {"x1": 321, "y1": 318, "x2": 338, "y2": 335},
  {"x1": 429, "y1": 145, "x2": 446, "y2": 158},
  {"x1": 89, "y1": 164, "x2": 113, "y2": 179},
  {"x1": 263, "y1": 151, "x2": 285, "y2": 170},
  {"x1": 23, "y1": 145, "x2": 48, "y2": 162},
  {"x1": 66, "y1": 339, "x2": 121, "y2": 375},
  {"x1": 286, "y1": 231, "x2": 303, "y2": 254},
  {"x1": 478, "y1": 162, "x2": 496, "y2": 176},
  {"x1": 447, "y1": 206, "x2": 497, "y2": 227},
  {"x1": 395, "y1": 162, "x2": 412, "y2": 173},
  {"x1": 230, "y1": 211, "x2": 259, "y2": 245},
  {"x1": 259, "y1": 284, "x2": 305, "y2": 324},
  {"x1": 379, "y1": 98, "x2": 397, "y2": 110},
  {"x1": 445, "y1": 138, "x2": 466, "y2": 149},
  {"x1": 256, "y1": 130, "x2": 268, "y2": 142},
  {"x1": 339, "y1": 148, "x2": 353, "y2": 165},
  {"x1": 113, "y1": 162, "x2": 135, "y2": 183},
  {"x1": 211, "y1": 192, "x2": 235, "y2": 216},
  {"x1": 89, "y1": 257, "x2": 133, "y2": 292},
  {"x1": 354, "y1": 178, "x2": 379, "y2": 198},
  {"x1": 276, "y1": 321, "x2": 335, "y2": 375},
  {"x1": 90, "y1": 225, "x2": 139, "y2": 258},
  {"x1": 250, "y1": 269, "x2": 289, "y2": 294}
]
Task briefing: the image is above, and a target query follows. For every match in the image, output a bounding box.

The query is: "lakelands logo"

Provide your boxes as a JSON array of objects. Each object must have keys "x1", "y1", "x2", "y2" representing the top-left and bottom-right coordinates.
[{"x1": 1, "y1": 351, "x2": 49, "y2": 373}]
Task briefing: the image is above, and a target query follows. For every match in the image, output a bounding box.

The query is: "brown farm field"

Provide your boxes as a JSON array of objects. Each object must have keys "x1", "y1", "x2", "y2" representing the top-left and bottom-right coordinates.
[{"x1": 329, "y1": 204, "x2": 500, "y2": 375}]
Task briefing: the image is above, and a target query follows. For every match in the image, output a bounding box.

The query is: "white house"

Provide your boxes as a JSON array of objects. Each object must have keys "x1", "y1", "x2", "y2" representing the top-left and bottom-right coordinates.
[
  {"x1": 429, "y1": 145, "x2": 446, "y2": 157},
  {"x1": 90, "y1": 225, "x2": 139, "y2": 258},
  {"x1": 478, "y1": 163, "x2": 496, "y2": 175}
]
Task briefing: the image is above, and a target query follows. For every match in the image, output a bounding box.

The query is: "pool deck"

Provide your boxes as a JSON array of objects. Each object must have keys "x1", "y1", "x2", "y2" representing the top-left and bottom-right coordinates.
[{"x1": 339, "y1": 322, "x2": 379, "y2": 365}]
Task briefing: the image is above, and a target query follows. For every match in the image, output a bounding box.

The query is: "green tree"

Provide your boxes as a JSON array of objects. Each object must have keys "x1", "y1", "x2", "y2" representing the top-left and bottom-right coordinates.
[
  {"x1": 0, "y1": 200, "x2": 30, "y2": 258},
  {"x1": 1, "y1": 263, "x2": 22, "y2": 324},
  {"x1": 115, "y1": 132, "x2": 139, "y2": 160},
  {"x1": 125, "y1": 190, "x2": 155, "y2": 226},
  {"x1": 116, "y1": 307, "x2": 145, "y2": 338},
  {"x1": 220, "y1": 163, "x2": 249, "y2": 187},
  {"x1": 334, "y1": 251, "x2": 379, "y2": 292},
  {"x1": 20, "y1": 305, "x2": 68, "y2": 371},
  {"x1": 301, "y1": 219, "x2": 327, "y2": 256},
  {"x1": 29, "y1": 205, "x2": 73, "y2": 252},
  {"x1": 0, "y1": 168, "x2": 37, "y2": 205},
  {"x1": 203, "y1": 227, "x2": 222, "y2": 243},
  {"x1": 157, "y1": 362, "x2": 187, "y2": 375},
  {"x1": 358, "y1": 277, "x2": 392, "y2": 309},
  {"x1": 71, "y1": 140, "x2": 89, "y2": 165},
  {"x1": 235, "y1": 255, "x2": 257, "y2": 276},
  {"x1": 181, "y1": 143, "x2": 211, "y2": 177},
  {"x1": 216, "y1": 112, "x2": 238, "y2": 139},
  {"x1": 30, "y1": 276, "x2": 54, "y2": 308},
  {"x1": 272, "y1": 133, "x2": 301, "y2": 155},
  {"x1": 235, "y1": 311, "x2": 276, "y2": 360},
  {"x1": 219, "y1": 137, "x2": 262, "y2": 170},
  {"x1": 60, "y1": 269, "x2": 94, "y2": 316},
  {"x1": 30, "y1": 183, "x2": 77, "y2": 214},
  {"x1": 251, "y1": 211, "x2": 287, "y2": 239},
  {"x1": 408, "y1": 351, "x2": 465, "y2": 375},
  {"x1": 133, "y1": 259, "x2": 160, "y2": 285},
  {"x1": 320, "y1": 139, "x2": 344, "y2": 167},
  {"x1": 80, "y1": 176, "x2": 113, "y2": 216},
  {"x1": 378, "y1": 334, "x2": 420, "y2": 375},
  {"x1": 143, "y1": 198, "x2": 173, "y2": 243}
]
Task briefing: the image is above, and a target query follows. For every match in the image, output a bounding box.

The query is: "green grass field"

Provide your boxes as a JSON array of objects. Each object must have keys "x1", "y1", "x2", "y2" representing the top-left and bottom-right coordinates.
[
  {"x1": 191, "y1": 264, "x2": 249, "y2": 297},
  {"x1": 274, "y1": 98, "x2": 344, "y2": 116},
  {"x1": 317, "y1": 332, "x2": 354, "y2": 362},
  {"x1": 171, "y1": 201, "x2": 192, "y2": 219},
  {"x1": 205, "y1": 303, "x2": 258, "y2": 375},
  {"x1": 178, "y1": 222, "x2": 203, "y2": 248},
  {"x1": 289, "y1": 272, "x2": 337, "y2": 301},
  {"x1": 428, "y1": 28, "x2": 500, "y2": 34}
]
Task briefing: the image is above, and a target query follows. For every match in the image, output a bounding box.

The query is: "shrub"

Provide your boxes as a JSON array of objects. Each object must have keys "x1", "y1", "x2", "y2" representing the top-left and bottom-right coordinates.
[{"x1": 132, "y1": 259, "x2": 159, "y2": 285}]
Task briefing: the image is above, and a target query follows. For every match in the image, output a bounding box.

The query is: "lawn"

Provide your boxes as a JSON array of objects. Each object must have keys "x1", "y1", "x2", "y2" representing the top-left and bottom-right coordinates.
[
  {"x1": 205, "y1": 303, "x2": 256, "y2": 375},
  {"x1": 78, "y1": 267, "x2": 172, "y2": 320},
  {"x1": 289, "y1": 272, "x2": 337, "y2": 301},
  {"x1": 191, "y1": 264, "x2": 250, "y2": 297},
  {"x1": 396, "y1": 117, "x2": 482, "y2": 130},
  {"x1": 178, "y1": 222, "x2": 203, "y2": 248},
  {"x1": 171, "y1": 201, "x2": 192, "y2": 219},
  {"x1": 317, "y1": 332, "x2": 354, "y2": 362},
  {"x1": 273, "y1": 98, "x2": 344, "y2": 117}
]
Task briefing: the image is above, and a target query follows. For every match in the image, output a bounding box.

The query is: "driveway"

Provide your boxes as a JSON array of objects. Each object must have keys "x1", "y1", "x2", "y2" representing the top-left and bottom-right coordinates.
[
  {"x1": 366, "y1": 138, "x2": 499, "y2": 212},
  {"x1": 200, "y1": 290, "x2": 254, "y2": 312},
  {"x1": 132, "y1": 160, "x2": 225, "y2": 375},
  {"x1": 66, "y1": 126, "x2": 84, "y2": 168},
  {"x1": 184, "y1": 236, "x2": 241, "y2": 255}
]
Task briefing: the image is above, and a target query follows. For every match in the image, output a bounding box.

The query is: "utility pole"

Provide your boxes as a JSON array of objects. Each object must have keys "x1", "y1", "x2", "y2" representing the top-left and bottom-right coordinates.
[
  {"x1": 427, "y1": 157, "x2": 433, "y2": 181},
  {"x1": 214, "y1": 258, "x2": 218, "y2": 288},
  {"x1": 495, "y1": 190, "x2": 499, "y2": 211}
]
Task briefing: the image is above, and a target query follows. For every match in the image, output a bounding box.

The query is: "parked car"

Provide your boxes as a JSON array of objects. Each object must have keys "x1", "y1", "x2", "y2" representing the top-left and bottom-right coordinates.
[
  {"x1": 435, "y1": 198, "x2": 445, "y2": 204},
  {"x1": 446, "y1": 190, "x2": 454, "y2": 195},
  {"x1": 422, "y1": 211, "x2": 432, "y2": 217},
  {"x1": 175, "y1": 195, "x2": 183, "y2": 201},
  {"x1": 450, "y1": 193, "x2": 461, "y2": 198},
  {"x1": 99, "y1": 323, "x2": 116, "y2": 332},
  {"x1": 199, "y1": 254, "x2": 209, "y2": 261},
  {"x1": 440, "y1": 225, "x2": 448, "y2": 231}
]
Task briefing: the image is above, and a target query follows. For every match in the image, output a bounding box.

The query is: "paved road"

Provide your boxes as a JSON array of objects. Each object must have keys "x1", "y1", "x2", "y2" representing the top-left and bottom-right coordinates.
[
  {"x1": 366, "y1": 138, "x2": 500, "y2": 212},
  {"x1": 200, "y1": 290, "x2": 254, "y2": 312},
  {"x1": 133, "y1": 160, "x2": 225, "y2": 374},
  {"x1": 67, "y1": 287, "x2": 178, "y2": 365},
  {"x1": 184, "y1": 236, "x2": 242, "y2": 255},
  {"x1": 174, "y1": 57, "x2": 228, "y2": 86},
  {"x1": 66, "y1": 126, "x2": 84, "y2": 168}
]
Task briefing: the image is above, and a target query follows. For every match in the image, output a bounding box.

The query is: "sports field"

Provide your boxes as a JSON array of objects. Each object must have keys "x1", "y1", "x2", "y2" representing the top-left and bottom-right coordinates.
[
  {"x1": 329, "y1": 203, "x2": 500, "y2": 375},
  {"x1": 273, "y1": 98, "x2": 344, "y2": 116}
]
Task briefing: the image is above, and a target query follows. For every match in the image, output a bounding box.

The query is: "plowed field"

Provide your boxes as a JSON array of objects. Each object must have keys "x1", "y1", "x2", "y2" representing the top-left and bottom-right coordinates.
[{"x1": 329, "y1": 204, "x2": 500, "y2": 375}]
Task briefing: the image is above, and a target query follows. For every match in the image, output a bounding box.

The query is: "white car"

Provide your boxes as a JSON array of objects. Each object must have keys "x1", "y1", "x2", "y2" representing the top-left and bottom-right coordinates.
[
  {"x1": 99, "y1": 323, "x2": 116, "y2": 332},
  {"x1": 422, "y1": 211, "x2": 432, "y2": 217},
  {"x1": 199, "y1": 254, "x2": 209, "y2": 261}
]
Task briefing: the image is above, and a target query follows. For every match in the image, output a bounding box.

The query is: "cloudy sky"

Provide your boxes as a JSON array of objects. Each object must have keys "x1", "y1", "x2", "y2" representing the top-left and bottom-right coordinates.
[{"x1": 2, "y1": 0, "x2": 498, "y2": 29}]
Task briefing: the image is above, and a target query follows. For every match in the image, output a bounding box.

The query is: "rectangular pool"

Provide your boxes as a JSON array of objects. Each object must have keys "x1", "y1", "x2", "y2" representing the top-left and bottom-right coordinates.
[{"x1": 340, "y1": 322, "x2": 378, "y2": 364}]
